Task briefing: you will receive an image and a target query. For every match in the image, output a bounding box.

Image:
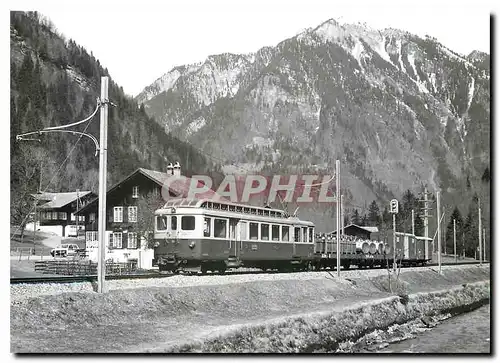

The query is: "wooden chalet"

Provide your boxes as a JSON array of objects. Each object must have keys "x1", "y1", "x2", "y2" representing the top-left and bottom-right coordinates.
[
  {"x1": 75, "y1": 163, "x2": 220, "y2": 268},
  {"x1": 33, "y1": 191, "x2": 96, "y2": 237}
]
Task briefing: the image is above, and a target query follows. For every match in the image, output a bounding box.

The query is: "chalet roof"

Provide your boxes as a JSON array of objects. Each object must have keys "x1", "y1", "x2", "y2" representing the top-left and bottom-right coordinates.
[
  {"x1": 32, "y1": 191, "x2": 92, "y2": 209},
  {"x1": 331, "y1": 224, "x2": 379, "y2": 234}
]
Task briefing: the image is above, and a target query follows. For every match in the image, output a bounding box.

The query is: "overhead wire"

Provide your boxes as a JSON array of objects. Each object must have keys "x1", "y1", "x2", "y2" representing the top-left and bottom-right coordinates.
[{"x1": 11, "y1": 103, "x2": 100, "y2": 241}]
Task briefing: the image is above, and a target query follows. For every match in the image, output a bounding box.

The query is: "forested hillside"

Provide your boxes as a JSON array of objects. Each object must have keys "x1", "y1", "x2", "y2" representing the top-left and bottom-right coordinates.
[{"x1": 10, "y1": 11, "x2": 223, "y2": 229}]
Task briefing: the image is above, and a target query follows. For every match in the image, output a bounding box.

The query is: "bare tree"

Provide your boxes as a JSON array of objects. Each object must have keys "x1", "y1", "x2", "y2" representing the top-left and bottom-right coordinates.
[
  {"x1": 134, "y1": 192, "x2": 165, "y2": 249},
  {"x1": 11, "y1": 145, "x2": 47, "y2": 242}
]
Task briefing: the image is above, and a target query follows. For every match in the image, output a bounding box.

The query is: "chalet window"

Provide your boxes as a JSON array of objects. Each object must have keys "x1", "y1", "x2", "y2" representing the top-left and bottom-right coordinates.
[
  {"x1": 127, "y1": 232, "x2": 138, "y2": 249},
  {"x1": 261, "y1": 224, "x2": 269, "y2": 240},
  {"x1": 181, "y1": 216, "x2": 195, "y2": 230},
  {"x1": 111, "y1": 232, "x2": 123, "y2": 248},
  {"x1": 282, "y1": 226, "x2": 290, "y2": 242},
  {"x1": 272, "y1": 225, "x2": 280, "y2": 241},
  {"x1": 113, "y1": 207, "x2": 123, "y2": 222},
  {"x1": 58, "y1": 212, "x2": 67, "y2": 220},
  {"x1": 204, "y1": 217, "x2": 211, "y2": 237},
  {"x1": 86, "y1": 231, "x2": 98, "y2": 242},
  {"x1": 249, "y1": 223, "x2": 258, "y2": 240},
  {"x1": 214, "y1": 219, "x2": 227, "y2": 238},
  {"x1": 71, "y1": 213, "x2": 76, "y2": 221},
  {"x1": 89, "y1": 213, "x2": 96, "y2": 222},
  {"x1": 128, "y1": 206, "x2": 137, "y2": 223},
  {"x1": 132, "y1": 186, "x2": 139, "y2": 199},
  {"x1": 52, "y1": 211, "x2": 58, "y2": 220},
  {"x1": 156, "y1": 216, "x2": 167, "y2": 231},
  {"x1": 79, "y1": 215, "x2": 85, "y2": 222},
  {"x1": 171, "y1": 216, "x2": 178, "y2": 230}
]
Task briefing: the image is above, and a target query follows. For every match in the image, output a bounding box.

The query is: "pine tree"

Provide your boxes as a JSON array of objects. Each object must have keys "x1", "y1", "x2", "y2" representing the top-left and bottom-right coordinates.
[
  {"x1": 367, "y1": 200, "x2": 381, "y2": 227},
  {"x1": 481, "y1": 167, "x2": 490, "y2": 183},
  {"x1": 351, "y1": 209, "x2": 360, "y2": 225},
  {"x1": 445, "y1": 206, "x2": 463, "y2": 255}
]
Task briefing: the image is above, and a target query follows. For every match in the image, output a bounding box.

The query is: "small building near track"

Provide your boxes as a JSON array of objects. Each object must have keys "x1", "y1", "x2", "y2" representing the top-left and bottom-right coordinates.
[{"x1": 331, "y1": 224, "x2": 380, "y2": 240}]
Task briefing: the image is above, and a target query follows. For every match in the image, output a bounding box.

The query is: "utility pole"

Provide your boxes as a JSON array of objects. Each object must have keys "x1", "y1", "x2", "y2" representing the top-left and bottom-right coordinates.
[
  {"x1": 336, "y1": 159, "x2": 340, "y2": 277},
  {"x1": 33, "y1": 198, "x2": 37, "y2": 255},
  {"x1": 412, "y1": 209, "x2": 416, "y2": 257},
  {"x1": 443, "y1": 209, "x2": 446, "y2": 255},
  {"x1": 478, "y1": 198, "x2": 482, "y2": 265},
  {"x1": 437, "y1": 190, "x2": 441, "y2": 274},
  {"x1": 76, "y1": 188, "x2": 79, "y2": 236},
  {"x1": 453, "y1": 219, "x2": 457, "y2": 263},
  {"x1": 411, "y1": 209, "x2": 415, "y2": 235},
  {"x1": 97, "y1": 77, "x2": 109, "y2": 293},
  {"x1": 340, "y1": 194, "x2": 344, "y2": 236},
  {"x1": 483, "y1": 228, "x2": 486, "y2": 262},
  {"x1": 419, "y1": 187, "x2": 431, "y2": 259}
]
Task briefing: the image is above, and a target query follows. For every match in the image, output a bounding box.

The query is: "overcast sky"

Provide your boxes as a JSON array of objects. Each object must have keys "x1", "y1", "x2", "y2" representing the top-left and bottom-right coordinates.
[{"x1": 11, "y1": 0, "x2": 494, "y2": 97}]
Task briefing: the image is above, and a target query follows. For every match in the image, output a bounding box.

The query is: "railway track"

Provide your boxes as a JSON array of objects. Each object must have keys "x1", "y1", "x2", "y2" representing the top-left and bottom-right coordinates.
[{"x1": 10, "y1": 261, "x2": 487, "y2": 285}]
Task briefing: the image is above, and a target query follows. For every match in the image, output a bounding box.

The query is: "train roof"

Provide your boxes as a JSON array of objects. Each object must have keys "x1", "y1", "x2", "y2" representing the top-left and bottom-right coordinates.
[{"x1": 157, "y1": 198, "x2": 314, "y2": 224}]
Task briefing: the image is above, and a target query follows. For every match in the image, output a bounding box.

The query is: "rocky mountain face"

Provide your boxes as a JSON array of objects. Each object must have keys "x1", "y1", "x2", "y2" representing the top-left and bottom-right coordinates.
[{"x1": 137, "y1": 19, "x2": 490, "y2": 228}]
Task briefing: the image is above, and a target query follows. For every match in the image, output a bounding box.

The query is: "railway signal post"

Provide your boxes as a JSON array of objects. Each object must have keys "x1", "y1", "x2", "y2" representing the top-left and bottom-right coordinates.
[{"x1": 390, "y1": 199, "x2": 398, "y2": 272}]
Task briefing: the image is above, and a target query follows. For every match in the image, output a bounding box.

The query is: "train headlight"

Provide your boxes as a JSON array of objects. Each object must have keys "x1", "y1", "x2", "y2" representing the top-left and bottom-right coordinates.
[{"x1": 189, "y1": 241, "x2": 196, "y2": 249}]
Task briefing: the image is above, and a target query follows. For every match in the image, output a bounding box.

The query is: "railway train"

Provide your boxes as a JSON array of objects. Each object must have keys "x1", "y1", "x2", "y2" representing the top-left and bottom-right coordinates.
[{"x1": 153, "y1": 198, "x2": 432, "y2": 273}]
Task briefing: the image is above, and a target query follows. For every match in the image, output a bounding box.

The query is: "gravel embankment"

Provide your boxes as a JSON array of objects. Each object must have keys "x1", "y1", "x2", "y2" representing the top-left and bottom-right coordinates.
[
  {"x1": 10, "y1": 264, "x2": 490, "y2": 353},
  {"x1": 10, "y1": 264, "x2": 488, "y2": 304}
]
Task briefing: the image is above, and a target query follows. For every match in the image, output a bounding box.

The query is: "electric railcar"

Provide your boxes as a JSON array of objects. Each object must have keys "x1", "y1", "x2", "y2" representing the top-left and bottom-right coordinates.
[{"x1": 153, "y1": 198, "x2": 316, "y2": 273}]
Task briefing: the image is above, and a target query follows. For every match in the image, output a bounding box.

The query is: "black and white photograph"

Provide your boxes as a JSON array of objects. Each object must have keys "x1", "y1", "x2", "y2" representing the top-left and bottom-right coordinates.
[{"x1": 8, "y1": 0, "x2": 492, "y2": 354}]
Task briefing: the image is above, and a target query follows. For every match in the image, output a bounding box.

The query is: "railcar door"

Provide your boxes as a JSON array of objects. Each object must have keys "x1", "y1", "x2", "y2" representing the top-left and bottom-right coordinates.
[
  {"x1": 293, "y1": 226, "x2": 301, "y2": 256},
  {"x1": 229, "y1": 219, "x2": 242, "y2": 259}
]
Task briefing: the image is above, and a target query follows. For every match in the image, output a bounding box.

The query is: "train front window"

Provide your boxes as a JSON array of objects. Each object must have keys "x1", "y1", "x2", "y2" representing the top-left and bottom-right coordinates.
[
  {"x1": 309, "y1": 228, "x2": 313, "y2": 243},
  {"x1": 171, "y1": 216, "x2": 178, "y2": 230},
  {"x1": 214, "y1": 219, "x2": 227, "y2": 238},
  {"x1": 156, "y1": 216, "x2": 168, "y2": 231},
  {"x1": 181, "y1": 216, "x2": 195, "y2": 230},
  {"x1": 204, "y1": 218, "x2": 211, "y2": 237}
]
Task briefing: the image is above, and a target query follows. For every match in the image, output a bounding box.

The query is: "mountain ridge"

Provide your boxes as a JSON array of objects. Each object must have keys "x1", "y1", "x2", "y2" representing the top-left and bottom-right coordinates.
[{"x1": 136, "y1": 16, "x2": 490, "y2": 230}]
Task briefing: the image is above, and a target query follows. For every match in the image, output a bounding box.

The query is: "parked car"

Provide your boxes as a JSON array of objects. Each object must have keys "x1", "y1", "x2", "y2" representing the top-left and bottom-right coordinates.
[{"x1": 50, "y1": 244, "x2": 85, "y2": 257}]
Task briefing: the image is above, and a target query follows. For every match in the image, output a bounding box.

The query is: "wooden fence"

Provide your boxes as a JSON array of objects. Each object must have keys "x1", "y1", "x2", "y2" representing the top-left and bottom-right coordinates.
[{"x1": 34, "y1": 260, "x2": 138, "y2": 276}]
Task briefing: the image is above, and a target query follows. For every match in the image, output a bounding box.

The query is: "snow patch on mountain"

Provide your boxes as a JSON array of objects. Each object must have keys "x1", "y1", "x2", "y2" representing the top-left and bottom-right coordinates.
[
  {"x1": 407, "y1": 52, "x2": 429, "y2": 94},
  {"x1": 66, "y1": 66, "x2": 91, "y2": 92},
  {"x1": 185, "y1": 116, "x2": 206, "y2": 136},
  {"x1": 466, "y1": 76, "x2": 475, "y2": 112}
]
